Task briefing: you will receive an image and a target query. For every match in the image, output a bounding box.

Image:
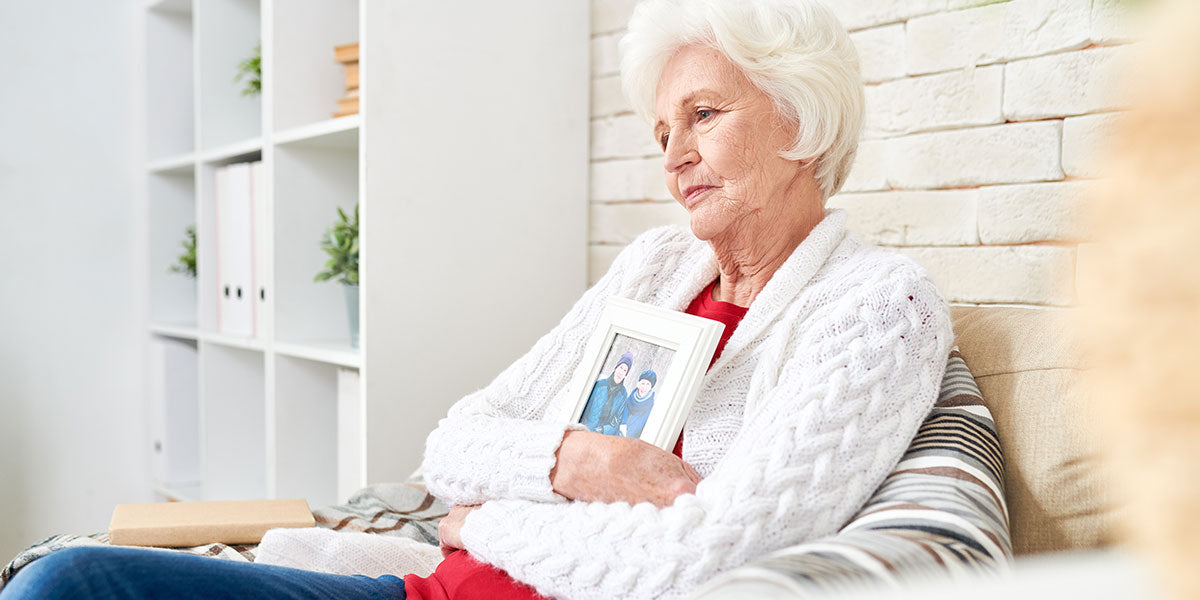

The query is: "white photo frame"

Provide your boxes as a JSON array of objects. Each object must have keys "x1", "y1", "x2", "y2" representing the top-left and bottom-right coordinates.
[{"x1": 559, "y1": 297, "x2": 725, "y2": 451}]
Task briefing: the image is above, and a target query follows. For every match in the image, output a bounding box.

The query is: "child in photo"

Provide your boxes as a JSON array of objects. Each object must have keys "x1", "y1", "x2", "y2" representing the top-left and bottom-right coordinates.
[
  {"x1": 619, "y1": 370, "x2": 657, "y2": 439},
  {"x1": 580, "y1": 351, "x2": 633, "y2": 433}
]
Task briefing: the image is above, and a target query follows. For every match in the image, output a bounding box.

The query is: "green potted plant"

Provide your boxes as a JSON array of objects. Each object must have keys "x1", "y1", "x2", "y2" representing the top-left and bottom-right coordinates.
[
  {"x1": 168, "y1": 225, "x2": 198, "y2": 279},
  {"x1": 234, "y1": 44, "x2": 262, "y2": 97},
  {"x1": 314, "y1": 205, "x2": 360, "y2": 347}
]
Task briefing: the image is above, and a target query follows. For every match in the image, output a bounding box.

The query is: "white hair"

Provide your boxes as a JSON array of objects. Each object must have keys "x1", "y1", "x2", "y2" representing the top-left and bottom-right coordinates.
[{"x1": 619, "y1": 0, "x2": 864, "y2": 200}]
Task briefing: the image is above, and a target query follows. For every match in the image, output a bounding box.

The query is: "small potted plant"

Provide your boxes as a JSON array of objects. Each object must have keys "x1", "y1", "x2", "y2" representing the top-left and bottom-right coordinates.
[
  {"x1": 169, "y1": 225, "x2": 198, "y2": 279},
  {"x1": 314, "y1": 205, "x2": 360, "y2": 347},
  {"x1": 234, "y1": 44, "x2": 262, "y2": 97}
]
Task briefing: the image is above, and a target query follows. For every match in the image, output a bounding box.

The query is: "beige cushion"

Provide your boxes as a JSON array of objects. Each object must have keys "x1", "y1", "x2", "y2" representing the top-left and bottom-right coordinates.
[{"x1": 951, "y1": 306, "x2": 1114, "y2": 556}]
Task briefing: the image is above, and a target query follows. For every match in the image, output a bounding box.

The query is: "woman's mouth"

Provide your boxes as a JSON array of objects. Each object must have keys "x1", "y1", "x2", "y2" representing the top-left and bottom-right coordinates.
[{"x1": 683, "y1": 185, "x2": 717, "y2": 207}]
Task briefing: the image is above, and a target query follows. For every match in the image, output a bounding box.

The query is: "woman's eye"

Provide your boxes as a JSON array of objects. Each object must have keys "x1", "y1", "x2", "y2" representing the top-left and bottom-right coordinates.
[
  {"x1": 697, "y1": 109, "x2": 714, "y2": 120},
  {"x1": 659, "y1": 133, "x2": 669, "y2": 149}
]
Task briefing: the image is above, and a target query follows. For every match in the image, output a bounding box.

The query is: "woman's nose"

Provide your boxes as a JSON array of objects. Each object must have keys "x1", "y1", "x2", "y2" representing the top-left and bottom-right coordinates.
[{"x1": 663, "y1": 133, "x2": 699, "y2": 173}]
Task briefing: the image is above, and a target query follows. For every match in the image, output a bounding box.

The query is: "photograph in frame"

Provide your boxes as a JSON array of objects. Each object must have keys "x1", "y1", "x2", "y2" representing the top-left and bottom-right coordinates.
[
  {"x1": 578, "y1": 333, "x2": 676, "y2": 439},
  {"x1": 560, "y1": 297, "x2": 725, "y2": 451}
]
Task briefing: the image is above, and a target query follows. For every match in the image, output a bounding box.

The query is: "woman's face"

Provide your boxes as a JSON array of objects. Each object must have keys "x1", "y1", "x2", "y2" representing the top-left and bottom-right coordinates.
[
  {"x1": 613, "y1": 363, "x2": 629, "y2": 384},
  {"x1": 654, "y1": 45, "x2": 808, "y2": 242}
]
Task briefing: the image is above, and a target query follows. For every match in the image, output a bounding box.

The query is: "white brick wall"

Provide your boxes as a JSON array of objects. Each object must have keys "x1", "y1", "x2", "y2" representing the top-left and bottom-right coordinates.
[
  {"x1": 886, "y1": 121, "x2": 1064, "y2": 189},
  {"x1": 1003, "y1": 46, "x2": 1126, "y2": 120},
  {"x1": 586, "y1": 0, "x2": 1137, "y2": 307}
]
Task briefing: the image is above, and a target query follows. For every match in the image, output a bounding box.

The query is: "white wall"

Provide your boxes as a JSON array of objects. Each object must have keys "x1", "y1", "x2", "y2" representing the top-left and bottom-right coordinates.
[
  {"x1": 588, "y1": 0, "x2": 1139, "y2": 307},
  {"x1": 0, "y1": 2, "x2": 149, "y2": 560}
]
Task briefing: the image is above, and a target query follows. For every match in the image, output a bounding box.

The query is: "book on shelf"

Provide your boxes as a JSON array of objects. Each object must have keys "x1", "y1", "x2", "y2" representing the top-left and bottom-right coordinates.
[
  {"x1": 334, "y1": 89, "x2": 359, "y2": 118},
  {"x1": 334, "y1": 42, "x2": 360, "y2": 118},
  {"x1": 334, "y1": 42, "x2": 358, "y2": 64},
  {"x1": 109, "y1": 499, "x2": 314, "y2": 547},
  {"x1": 214, "y1": 160, "x2": 264, "y2": 338}
]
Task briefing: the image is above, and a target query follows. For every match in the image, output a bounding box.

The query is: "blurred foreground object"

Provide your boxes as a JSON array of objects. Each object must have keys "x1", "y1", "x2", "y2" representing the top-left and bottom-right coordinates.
[{"x1": 1082, "y1": 0, "x2": 1200, "y2": 598}]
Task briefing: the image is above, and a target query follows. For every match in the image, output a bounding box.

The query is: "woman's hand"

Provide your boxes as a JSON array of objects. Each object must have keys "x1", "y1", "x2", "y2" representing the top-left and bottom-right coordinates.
[
  {"x1": 438, "y1": 504, "x2": 477, "y2": 557},
  {"x1": 550, "y1": 429, "x2": 701, "y2": 507}
]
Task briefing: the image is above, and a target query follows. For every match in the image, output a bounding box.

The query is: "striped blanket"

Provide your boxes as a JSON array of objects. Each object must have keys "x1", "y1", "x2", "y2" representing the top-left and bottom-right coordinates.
[{"x1": 2, "y1": 350, "x2": 1007, "y2": 598}]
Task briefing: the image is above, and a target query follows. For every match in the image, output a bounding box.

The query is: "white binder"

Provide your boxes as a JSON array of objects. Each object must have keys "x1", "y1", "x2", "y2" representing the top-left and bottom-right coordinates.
[
  {"x1": 216, "y1": 162, "x2": 255, "y2": 337},
  {"x1": 250, "y1": 160, "x2": 267, "y2": 338}
]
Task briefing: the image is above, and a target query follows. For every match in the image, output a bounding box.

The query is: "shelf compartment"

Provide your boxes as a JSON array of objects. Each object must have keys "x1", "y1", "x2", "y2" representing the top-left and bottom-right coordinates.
[
  {"x1": 197, "y1": 137, "x2": 263, "y2": 165},
  {"x1": 147, "y1": 153, "x2": 195, "y2": 175},
  {"x1": 274, "y1": 356, "x2": 359, "y2": 507},
  {"x1": 145, "y1": 0, "x2": 191, "y2": 14},
  {"x1": 149, "y1": 337, "x2": 201, "y2": 490},
  {"x1": 146, "y1": 1, "x2": 195, "y2": 160},
  {"x1": 199, "y1": 343, "x2": 267, "y2": 500},
  {"x1": 152, "y1": 482, "x2": 203, "y2": 503},
  {"x1": 270, "y1": 0, "x2": 359, "y2": 132},
  {"x1": 203, "y1": 332, "x2": 266, "y2": 352},
  {"x1": 273, "y1": 139, "x2": 359, "y2": 348},
  {"x1": 273, "y1": 116, "x2": 359, "y2": 149},
  {"x1": 195, "y1": 0, "x2": 261, "y2": 151},
  {"x1": 149, "y1": 170, "x2": 198, "y2": 327},
  {"x1": 150, "y1": 322, "x2": 200, "y2": 341},
  {"x1": 275, "y1": 340, "x2": 360, "y2": 369}
]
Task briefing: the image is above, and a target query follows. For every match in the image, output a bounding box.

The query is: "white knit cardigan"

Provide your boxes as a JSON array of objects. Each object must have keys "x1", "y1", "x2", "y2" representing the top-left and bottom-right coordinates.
[{"x1": 421, "y1": 209, "x2": 954, "y2": 600}]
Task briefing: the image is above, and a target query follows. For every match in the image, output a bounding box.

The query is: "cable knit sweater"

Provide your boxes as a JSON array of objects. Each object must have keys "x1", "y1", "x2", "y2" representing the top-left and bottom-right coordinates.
[{"x1": 421, "y1": 209, "x2": 953, "y2": 600}]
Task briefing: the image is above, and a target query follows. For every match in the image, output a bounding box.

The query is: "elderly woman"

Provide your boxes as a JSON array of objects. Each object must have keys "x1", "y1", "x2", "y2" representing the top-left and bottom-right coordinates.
[
  {"x1": 0, "y1": 0, "x2": 950, "y2": 599},
  {"x1": 418, "y1": 0, "x2": 951, "y2": 597}
]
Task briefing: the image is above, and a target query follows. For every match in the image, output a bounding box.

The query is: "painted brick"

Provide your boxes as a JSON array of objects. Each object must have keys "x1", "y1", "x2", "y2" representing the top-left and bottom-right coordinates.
[
  {"x1": 851, "y1": 25, "x2": 906, "y2": 83},
  {"x1": 592, "y1": 32, "x2": 622, "y2": 77},
  {"x1": 828, "y1": 0, "x2": 946, "y2": 31},
  {"x1": 1003, "y1": 47, "x2": 1127, "y2": 120},
  {"x1": 592, "y1": 0, "x2": 637, "y2": 34},
  {"x1": 590, "y1": 201, "x2": 688, "y2": 244},
  {"x1": 1062, "y1": 111, "x2": 1127, "y2": 178},
  {"x1": 906, "y1": 0, "x2": 1090, "y2": 75},
  {"x1": 590, "y1": 157, "x2": 670, "y2": 202},
  {"x1": 1091, "y1": 0, "x2": 1142, "y2": 44},
  {"x1": 840, "y1": 139, "x2": 890, "y2": 193},
  {"x1": 828, "y1": 190, "x2": 979, "y2": 245},
  {"x1": 589, "y1": 243, "x2": 625, "y2": 285},
  {"x1": 864, "y1": 65, "x2": 1003, "y2": 137},
  {"x1": 899, "y1": 245, "x2": 1076, "y2": 305},
  {"x1": 591, "y1": 114, "x2": 660, "y2": 159},
  {"x1": 591, "y1": 74, "x2": 631, "y2": 118},
  {"x1": 977, "y1": 181, "x2": 1093, "y2": 243},
  {"x1": 886, "y1": 121, "x2": 1063, "y2": 189}
]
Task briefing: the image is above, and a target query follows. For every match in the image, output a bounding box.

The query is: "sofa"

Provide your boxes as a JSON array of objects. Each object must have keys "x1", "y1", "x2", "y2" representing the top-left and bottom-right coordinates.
[{"x1": 2, "y1": 305, "x2": 1113, "y2": 598}]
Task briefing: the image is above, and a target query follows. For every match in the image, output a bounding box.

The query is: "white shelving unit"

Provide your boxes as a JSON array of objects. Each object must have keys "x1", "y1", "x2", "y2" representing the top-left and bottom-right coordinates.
[{"x1": 141, "y1": 0, "x2": 589, "y2": 507}]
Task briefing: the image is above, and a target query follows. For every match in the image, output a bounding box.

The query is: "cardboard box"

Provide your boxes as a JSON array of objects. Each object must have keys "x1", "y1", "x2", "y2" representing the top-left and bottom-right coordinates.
[{"x1": 109, "y1": 499, "x2": 315, "y2": 547}]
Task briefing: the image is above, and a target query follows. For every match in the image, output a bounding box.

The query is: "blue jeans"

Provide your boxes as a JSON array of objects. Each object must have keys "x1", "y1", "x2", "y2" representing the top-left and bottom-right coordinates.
[{"x1": 0, "y1": 546, "x2": 407, "y2": 600}]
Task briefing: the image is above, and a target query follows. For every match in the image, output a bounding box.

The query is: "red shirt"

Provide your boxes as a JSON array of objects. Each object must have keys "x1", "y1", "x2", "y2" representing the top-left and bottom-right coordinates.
[{"x1": 404, "y1": 281, "x2": 748, "y2": 599}]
